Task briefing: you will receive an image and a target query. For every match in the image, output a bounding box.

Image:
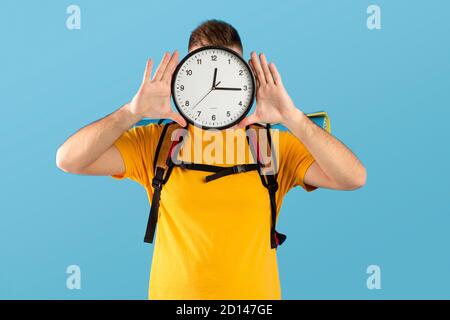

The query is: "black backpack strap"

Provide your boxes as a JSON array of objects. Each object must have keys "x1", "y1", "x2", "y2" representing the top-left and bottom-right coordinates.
[
  {"x1": 144, "y1": 122, "x2": 185, "y2": 244},
  {"x1": 246, "y1": 123, "x2": 286, "y2": 249},
  {"x1": 144, "y1": 166, "x2": 165, "y2": 243},
  {"x1": 204, "y1": 164, "x2": 260, "y2": 182},
  {"x1": 172, "y1": 161, "x2": 260, "y2": 182},
  {"x1": 265, "y1": 172, "x2": 286, "y2": 248}
]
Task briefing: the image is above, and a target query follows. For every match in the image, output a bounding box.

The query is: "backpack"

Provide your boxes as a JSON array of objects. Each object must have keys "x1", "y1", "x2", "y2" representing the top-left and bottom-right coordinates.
[{"x1": 141, "y1": 112, "x2": 331, "y2": 250}]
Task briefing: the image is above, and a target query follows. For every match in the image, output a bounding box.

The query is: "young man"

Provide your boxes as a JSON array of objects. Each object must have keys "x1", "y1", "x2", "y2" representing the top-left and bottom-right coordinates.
[{"x1": 56, "y1": 20, "x2": 366, "y2": 299}]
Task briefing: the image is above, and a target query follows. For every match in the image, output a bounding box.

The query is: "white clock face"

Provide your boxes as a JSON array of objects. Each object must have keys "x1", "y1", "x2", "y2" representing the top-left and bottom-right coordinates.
[{"x1": 172, "y1": 46, "x2": 255, "y2": 129}]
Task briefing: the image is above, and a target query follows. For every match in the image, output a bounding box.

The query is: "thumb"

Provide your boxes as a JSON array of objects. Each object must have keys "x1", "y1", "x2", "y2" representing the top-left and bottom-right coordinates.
[
  {"x1": 168, "y1": 112, "x2": 187, "y2": 127},
  {"x1": 237, "y1": 113, "x2": 259, "y2": 129}
]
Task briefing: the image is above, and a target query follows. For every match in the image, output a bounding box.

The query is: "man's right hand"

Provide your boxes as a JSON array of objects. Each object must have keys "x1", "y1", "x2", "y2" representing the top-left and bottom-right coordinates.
[
  {"x1": 129, "y1": 51, "x2": 186, "y2": 127},
  {"x1": 56, "y1": 50, "x2": 186, "y2": 176}
]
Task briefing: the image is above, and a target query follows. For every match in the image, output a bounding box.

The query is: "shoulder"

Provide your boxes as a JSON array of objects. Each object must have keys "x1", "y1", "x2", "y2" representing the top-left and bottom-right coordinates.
[
  {"x1": 266, "y1": 128, "x2": 303, "y2": 154},
  {"x1": 126, "y1": 123, "x2": 165, "y2": 145},
  {"x1": 270, "y1": 128, "x2": 312, "y2": 173},
  {"x1": 273, "y1": 129, "x2": 308, "y2": 154},
  {"x1": 115, "y1": 123, "x2": 165, "y2": 158},
  {"x1": 132, "y1": 122, "x2": 165, "y2": 136}
]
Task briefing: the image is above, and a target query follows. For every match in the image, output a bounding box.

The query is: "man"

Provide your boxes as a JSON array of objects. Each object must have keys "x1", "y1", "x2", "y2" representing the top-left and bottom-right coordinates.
[{"x1": 56, "y1": 20, "x2": 366, "y2": 299}]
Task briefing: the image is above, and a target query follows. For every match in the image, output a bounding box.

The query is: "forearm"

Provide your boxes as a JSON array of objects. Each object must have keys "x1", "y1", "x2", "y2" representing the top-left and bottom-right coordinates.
[
  {"x1": 284, "y1": 108, "x2": 366, "y2": 189},
  {"x1": 56, "y1": 103, "x2": 141, "y2": 172}
]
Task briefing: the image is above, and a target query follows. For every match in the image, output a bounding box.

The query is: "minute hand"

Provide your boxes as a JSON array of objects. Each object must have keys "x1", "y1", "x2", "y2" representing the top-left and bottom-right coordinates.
[{"x1": 214, "y1": 86, "x2": 242, "y2": 91}]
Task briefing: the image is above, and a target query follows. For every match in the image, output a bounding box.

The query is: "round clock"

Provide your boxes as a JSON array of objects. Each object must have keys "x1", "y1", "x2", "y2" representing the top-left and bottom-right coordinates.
[{"x1": 171, "y1": 46, "x2": 255, "y2": 129}]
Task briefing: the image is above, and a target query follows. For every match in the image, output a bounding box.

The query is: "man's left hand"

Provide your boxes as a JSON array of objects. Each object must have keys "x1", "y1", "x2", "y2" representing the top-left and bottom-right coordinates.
[{"x1": 237, "y1": 52, "x2": 298, "y2": 128}]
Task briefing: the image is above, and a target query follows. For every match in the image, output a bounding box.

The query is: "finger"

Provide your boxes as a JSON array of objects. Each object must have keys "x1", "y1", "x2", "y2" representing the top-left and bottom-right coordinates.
[
  {"x1": 250, "y1": 51, "x2": 266, "y2": 85},
  {"x1": 152, "y1": 51, "x2": 171, "y2": 81},
  {"x1": 259, "y1": 53, "x2": 274, "y2": 84},
  {"x1": 237, "y1": 113, "x2": 260, "y2": 129},
  {"x1": 162, "y1": 50, "x2": 179, "y2": 83},
  {"x1": 248, "y1": 59, "x2": 260, "y2": 88},
  {"x1": 168, "y1": 111, "x2": 187, "y2": 127},
  {"x1": 142, "y1": 59, "x2": 153, "y2": 82},
  {"x1": 269, "y1": 62, "x2": 283, "y2": 86}
]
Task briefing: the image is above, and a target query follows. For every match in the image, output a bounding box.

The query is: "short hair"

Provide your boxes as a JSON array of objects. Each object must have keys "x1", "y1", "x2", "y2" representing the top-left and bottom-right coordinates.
[{"x1": 188, "y1": 19, "x2": 243, "y2": 53}]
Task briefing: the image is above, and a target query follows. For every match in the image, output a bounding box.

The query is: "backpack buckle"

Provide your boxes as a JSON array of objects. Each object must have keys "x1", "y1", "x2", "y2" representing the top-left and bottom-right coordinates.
[
  {"x1": 152, "y1": 167, "x2": 166, "y2": 190},
  {"x1": 233, "y1": 165, "x2": 245, "y2": 174},
  {"x1": 152, "y1": 177, "x2": 163, "y2": 190}
]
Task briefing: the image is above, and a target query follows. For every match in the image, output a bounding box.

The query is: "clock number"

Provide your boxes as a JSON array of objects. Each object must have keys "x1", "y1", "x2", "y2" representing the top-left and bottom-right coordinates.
[
  {"x1": 243, "y1": 85, "x2": 247, "y2": 91},
  {"x1": 212, "y1": 115, "x2": 216, "y2": 121},
  {"x1": 211, "y1": 55, "x2": 217, "y2": 61},
  {"x1": 226, "y1": 111, "x2": 231, "y2": 117},
  {"x1": 197, "y1": 111, "x2": 201, "y2": 117},
  {"x1": 186, "y1": 69, "x2": 192, "y2": 76},
  {"x1": 180, "y1": 85, "x2": 184, "y2": 91},
  {"x1": 238, "y1": 101, "x2": 242, "y2": 106},
  {"x1": 185, "y1": 100, "x2": 190, "y2": 107},
  {"x1": 238, "y1": 70, "x2": 243, "y2": 76},
  {"x1": 196, "y1": 59, "x2": 202, "y2": 64}
]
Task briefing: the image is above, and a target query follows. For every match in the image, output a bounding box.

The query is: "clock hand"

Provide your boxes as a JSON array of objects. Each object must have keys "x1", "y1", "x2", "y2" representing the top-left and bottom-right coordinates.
[
  {"x1": 191, "y1": 82, "x2": 221, "y2": 110},
  {"x1": 214, "y1": 86, "x2": 242, "y2": 91},
  {"x1": 212, "y1": 68, "x2": 218, "y2": 89},
  {"x1": 192, "y1": 89, "x2": 212, "y2": 110}
]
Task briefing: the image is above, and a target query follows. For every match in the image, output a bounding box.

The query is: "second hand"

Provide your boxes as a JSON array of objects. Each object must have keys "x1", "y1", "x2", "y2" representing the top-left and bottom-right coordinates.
[{"x1": 192, "y1": 81, "x2": 221, "y2": 110}]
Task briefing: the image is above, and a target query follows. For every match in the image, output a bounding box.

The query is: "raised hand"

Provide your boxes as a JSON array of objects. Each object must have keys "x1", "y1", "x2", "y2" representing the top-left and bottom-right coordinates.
[
  {"x1": 237, "y1": 52, "x2": 298, "y2": 128},
  {"x1": 129, "y1": 51, "x2": 186, "y2": 127}
]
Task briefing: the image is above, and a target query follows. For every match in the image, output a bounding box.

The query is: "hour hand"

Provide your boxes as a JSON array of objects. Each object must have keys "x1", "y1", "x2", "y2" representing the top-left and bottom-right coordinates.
[{"x1": 212, "y1": 68, "x2": 218, "y2": 88}]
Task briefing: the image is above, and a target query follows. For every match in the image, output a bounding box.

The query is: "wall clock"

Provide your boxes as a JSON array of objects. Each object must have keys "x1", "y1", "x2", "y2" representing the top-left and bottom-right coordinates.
[{"x1": 171, "y1": 46, "x2": 255, "y2": 129}]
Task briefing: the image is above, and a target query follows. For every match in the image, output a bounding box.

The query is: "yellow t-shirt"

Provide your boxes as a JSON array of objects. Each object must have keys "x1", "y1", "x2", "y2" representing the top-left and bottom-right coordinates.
[{"x1": 113, "y1": 124, "x2": 316, "y2": 300}]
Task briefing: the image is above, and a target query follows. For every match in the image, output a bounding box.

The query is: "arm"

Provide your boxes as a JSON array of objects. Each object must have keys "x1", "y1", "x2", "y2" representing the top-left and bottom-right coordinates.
[
  {"x1": 56, "y1": 104, "x2": 140, "y2": 175},
  {"x1": 284, "y1": 110, "x2": 366, "y2": 190},
  {"x1": 238, "y1": 52, "x2": 366, "y2": 190},
  {"x1": 56, "y1": 51, "x2": 186, "y2": 176}
]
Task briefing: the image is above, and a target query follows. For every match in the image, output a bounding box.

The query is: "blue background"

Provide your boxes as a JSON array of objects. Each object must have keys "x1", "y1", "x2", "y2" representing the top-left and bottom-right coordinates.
[{"x1": 1, "y1": 0, "x2": 449, "y2": 299}]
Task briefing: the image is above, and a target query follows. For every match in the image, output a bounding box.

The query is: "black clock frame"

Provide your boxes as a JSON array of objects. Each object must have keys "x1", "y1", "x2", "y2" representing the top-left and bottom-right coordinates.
[{"x1": 171, "y1": 45, "x2": 256, "y2": 130}]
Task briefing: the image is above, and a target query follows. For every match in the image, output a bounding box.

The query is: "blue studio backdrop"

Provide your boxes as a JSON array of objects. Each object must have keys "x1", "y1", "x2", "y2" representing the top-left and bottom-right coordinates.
[{"x1": 0, "y1": 0, "x2": 449, "y2": 299}]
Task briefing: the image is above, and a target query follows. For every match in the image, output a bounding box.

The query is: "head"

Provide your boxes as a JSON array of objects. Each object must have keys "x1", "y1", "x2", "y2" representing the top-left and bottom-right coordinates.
[{"x1": 188, "y1": 19, "x2": 243, "y2": 56}]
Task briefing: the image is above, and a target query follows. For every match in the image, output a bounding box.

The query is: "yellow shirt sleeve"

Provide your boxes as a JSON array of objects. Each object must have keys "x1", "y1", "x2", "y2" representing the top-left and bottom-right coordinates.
[
  {"x1": 112, "y1": 124, "x2": 163, "y2": 186},
  {"x1": 278, "y1": 130, "x2": 317, "y2": 194}
]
